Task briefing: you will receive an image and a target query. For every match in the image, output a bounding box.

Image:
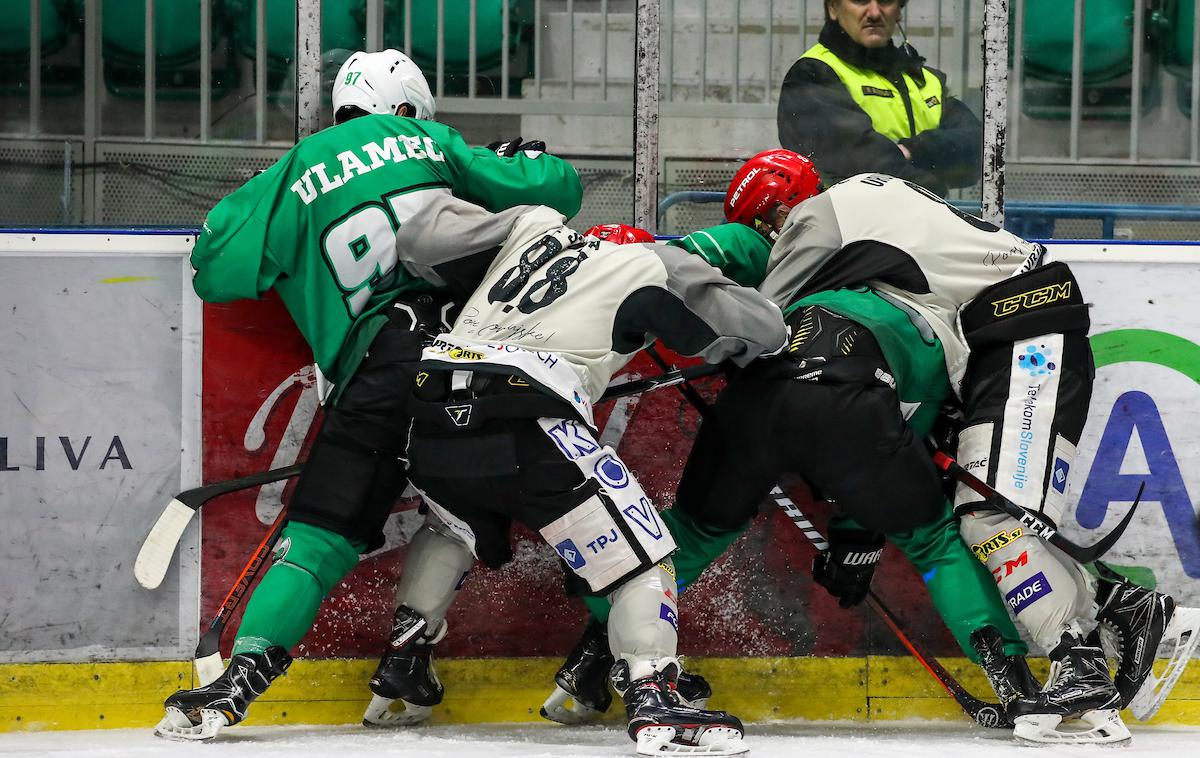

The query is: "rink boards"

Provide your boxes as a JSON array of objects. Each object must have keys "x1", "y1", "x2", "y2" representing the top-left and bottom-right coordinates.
[{"x1": 3, "y1": 233, "x2": 1200, "y2": 731}]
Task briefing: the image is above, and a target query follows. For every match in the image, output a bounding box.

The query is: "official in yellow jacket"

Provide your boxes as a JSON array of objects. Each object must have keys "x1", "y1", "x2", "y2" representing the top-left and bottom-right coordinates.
[{"x1": 778, "y1": 0, "x2": 981, "y2": 196}]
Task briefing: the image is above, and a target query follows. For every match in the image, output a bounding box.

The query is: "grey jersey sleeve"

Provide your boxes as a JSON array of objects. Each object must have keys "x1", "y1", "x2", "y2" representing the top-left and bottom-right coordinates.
[
  {"x1": 759, "y1": 192, "x2": 845, "y2": 308},
  {"x1": 393, "y1": 194, "x2": 542, "y2": 297},
  {"x1": 613, "y1": 243, "x2": 788, "y2": 366}
]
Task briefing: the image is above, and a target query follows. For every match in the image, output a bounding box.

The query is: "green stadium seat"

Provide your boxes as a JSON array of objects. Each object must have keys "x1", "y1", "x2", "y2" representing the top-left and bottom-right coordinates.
[
  {"x1": 0, "y1": 0, "x2": 71, "y2": 62},
  {"x1": 230, "y1": 0, "x2": 362, "y2": 92},
  {"x1": 0, "y1": 0, "x2": 79, "y2": 96},
  {"x1": 379, "y1": 0, "x2": 534, "y2": 95},
  {"x1": 102, "y1": 0, "x2": 238, "y2": 99},
  {"x1": 1017, "y1": 0, "x2": 1157, "y2": 119}
]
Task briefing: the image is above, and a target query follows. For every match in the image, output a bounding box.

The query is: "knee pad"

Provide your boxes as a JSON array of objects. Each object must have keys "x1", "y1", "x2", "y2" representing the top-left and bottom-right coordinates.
[
  {"x1": 540, "y1": 484, "x2": 677, "y2": 596},
  {"x1": 273, "y1": 521, "x2": 362, "y2": 597},
  {"x1": 960, "y1": 511, "x2": 1095, "y2": 649},
  {"x1": 607, "y1": 561, "x2": 679, "y2": 667},
  {"x1": 395, "y1": 514, "x2": 475, "y2": 627}
]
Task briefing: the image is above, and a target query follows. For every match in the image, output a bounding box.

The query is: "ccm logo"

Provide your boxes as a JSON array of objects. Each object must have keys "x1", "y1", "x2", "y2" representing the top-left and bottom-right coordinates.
[{"x1": 991, "y1": 281, "x2": 1072, "y2": 317}]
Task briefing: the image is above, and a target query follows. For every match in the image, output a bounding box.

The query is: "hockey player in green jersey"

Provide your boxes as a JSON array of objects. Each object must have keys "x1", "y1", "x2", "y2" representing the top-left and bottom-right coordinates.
[{"x1": 156, "y1": 49, "x2": 582, "y2": 742}]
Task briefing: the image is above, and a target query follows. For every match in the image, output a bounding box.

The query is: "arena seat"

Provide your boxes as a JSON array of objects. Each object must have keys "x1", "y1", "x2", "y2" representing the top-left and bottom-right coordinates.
[
  {"x1": 0, "y1": 0, "x2": 78, "y2": 96},
  {"x1": 102, "y1": 0, "x2": 238, "y2": 99},
  {"x1": 231, "y1": 0, "x2": 362, "y2": 93},
  {"x1": 379, "y1": 0, "x2": 534, "y2": 96},
  {"x1": 1018, "y1": 0, "x2": 1157, "y2": 119},
  {"x1": 0, "y1": 0, "x2": 71, "y2": 63}
]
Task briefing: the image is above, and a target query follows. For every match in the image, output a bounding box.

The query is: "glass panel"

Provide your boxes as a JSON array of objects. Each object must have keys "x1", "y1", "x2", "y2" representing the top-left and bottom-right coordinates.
[
  {"x1": 1007, "y1": 0, "x2": 1200, "y2": 240},
  {"x1": 658, "y1": 0, "x2": 983, "y2": 239}
]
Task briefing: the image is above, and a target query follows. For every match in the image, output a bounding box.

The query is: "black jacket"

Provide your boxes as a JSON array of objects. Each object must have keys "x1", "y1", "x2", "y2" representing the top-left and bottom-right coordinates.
[{"x1": 777, "y1": 20, "x2": 982, "y2": 196}]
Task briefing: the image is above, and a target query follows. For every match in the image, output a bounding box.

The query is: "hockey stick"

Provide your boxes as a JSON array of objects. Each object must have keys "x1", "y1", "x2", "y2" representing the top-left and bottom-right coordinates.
[
  {"x1": 134, "y1": 364, "x2": 722, "y2": 590},
  {"x1": 134, "y1": 463, "x2": 303, "y2": 589},
  {"x1": 932, "y1": 451, "x2": 1144, "y2": 565},
  {"x1": 770, "y1": 488, "x2": 1009, "y2": 729},
  {"x1": 643, "y1": 347, "x2": 1009, "y2": 729},
  {"x1": 192, "y1": 508, "x2": 288, "y2": 685}
]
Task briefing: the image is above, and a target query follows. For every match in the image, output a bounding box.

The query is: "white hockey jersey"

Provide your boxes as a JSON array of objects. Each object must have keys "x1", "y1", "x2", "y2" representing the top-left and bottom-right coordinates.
[
  {"x1": 394, "y1": 196, "x2": 787, "y2": 425},
  {"x1": 765, "y1": 174, "x2": 1044, "y2": 392}
]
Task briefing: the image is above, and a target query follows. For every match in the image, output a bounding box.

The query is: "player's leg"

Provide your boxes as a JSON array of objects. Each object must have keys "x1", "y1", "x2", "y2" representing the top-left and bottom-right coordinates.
[
  {"x1": 956, "y1": 263, "x2": 1129, "y2": 742},
  {"x1": 551, "y1": 371, "x2": 786, "y2": 724},
  {"x1": 157, "y1": 300, "x2": 431, "y2": 741},
  {"x1": 362, "y1": 511, "x2": 475, "y2": 726},
  {"x1": 517, "y1": 417, "x2": 747, "y2": 756}
]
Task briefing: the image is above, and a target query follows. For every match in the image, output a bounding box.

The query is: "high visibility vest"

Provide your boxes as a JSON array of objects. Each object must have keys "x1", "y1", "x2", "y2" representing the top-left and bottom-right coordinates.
[{"x1": 802, "y1": 43, "x2": 944, "y2": 142}]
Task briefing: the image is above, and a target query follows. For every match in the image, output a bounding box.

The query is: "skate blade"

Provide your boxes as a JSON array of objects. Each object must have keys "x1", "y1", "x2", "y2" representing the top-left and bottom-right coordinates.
[
  {"x1": 1013, "y1": 709, "x2": 1131, "y2": 745},
  {"x1": 540, "y1": 684, "x2": 604, "y2": 725},
  {"x1": 153, "y1": 707, "x2": 230, "y2": 741},
  {"x1": 1130, "y1": 606, "x2": 1200, "y2": 721},
  {"x1": 634, "y1": 725, "x2": 748, "y2": 756},
  {"x1": 361, "y1": 693, "x2": 433, "y2": 727}
]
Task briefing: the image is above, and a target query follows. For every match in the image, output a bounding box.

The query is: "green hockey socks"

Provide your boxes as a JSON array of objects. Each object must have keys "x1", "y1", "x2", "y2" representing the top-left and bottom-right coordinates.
[{"x1": 231, "y1": 521, "x2": 363, "y2": 655}]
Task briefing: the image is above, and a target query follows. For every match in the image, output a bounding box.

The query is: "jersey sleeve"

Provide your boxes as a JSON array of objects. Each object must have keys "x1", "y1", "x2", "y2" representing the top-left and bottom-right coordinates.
[
  {"x1": 189, "y1": 173, "x2": 285, "y2": 303},
  {"x1": 667, "y1": 223, "x2": 772, "y2": 287},
  {"x1": 613, "y1": 244, "x2": 787, "y2": 367},
  {"x1": 438, "y1": 130, "x2": 583, "y2": 220}
]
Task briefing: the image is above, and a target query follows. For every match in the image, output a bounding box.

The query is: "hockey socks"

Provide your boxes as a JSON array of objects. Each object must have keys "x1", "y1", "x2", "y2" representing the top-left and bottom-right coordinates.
[
  {"x1": 231, "y1": 521, "x2": 363, "y2": 655},
  {"x1": 582, "y1": 507, "x2": 745, "y2": 625},
  {"x1": 888, "y1": 504, "x2": 1027, "y2": 662}
]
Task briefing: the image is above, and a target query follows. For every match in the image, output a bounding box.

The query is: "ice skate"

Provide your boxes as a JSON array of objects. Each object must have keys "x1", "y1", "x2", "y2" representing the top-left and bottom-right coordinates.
[
  {"x1": 154, "y1": 646, "x2": 291, "y2": 741},
  {"x1": 542, "y1": 619, "x2": 714, "y2": 725},
  {"x1": 612, "y1": 658, "x2": 746, "y2": 756},
  {"x1": 541, "y1": 617, "x2": 615, "y2": 724},
  {"x1": 363, "y1": 605, "x2": 446, "y2": 727},
  {"x1": 969, "y1": 625, "x2": 1039, "y2": 725},
  {"x1": 1095, "y1": 563, "x2": 1200, "y2": 721},
  {"x1": 1009, "y1": 628, "x2": 1129, "y2": 745}
]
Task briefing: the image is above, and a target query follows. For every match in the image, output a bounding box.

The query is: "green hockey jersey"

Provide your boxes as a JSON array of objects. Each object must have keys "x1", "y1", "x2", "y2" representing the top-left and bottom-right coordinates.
[
  {"x1": 669, "y1": 222, "x2": 949, "y2": 433},
  {"x1": 191, "y1": 114, "x2": 583, "y2": 395}
]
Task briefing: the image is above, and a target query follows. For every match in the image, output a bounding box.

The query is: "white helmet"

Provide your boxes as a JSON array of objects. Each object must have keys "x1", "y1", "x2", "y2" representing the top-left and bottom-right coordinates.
[{"x1": 332, "y1": 49, "x2": 435, "y2": 121}]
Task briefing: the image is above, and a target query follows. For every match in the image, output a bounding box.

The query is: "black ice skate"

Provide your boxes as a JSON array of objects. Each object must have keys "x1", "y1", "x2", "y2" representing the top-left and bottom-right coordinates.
[
  {"x1": 362, "y1": 604, "x2": 446, "y2": 727},
  {"x1": 1009, "y1": 629, "x2": 1128, "y2": 745},
  {"x1": 1095, "y1": 562, "x2": 1200, "y2": 721},
  {"x1": 968, "y1": 625, "x2": 1039, "y2": 724},
  {"x1": 154, "y1": 646, "x2": 292, "y2": 741},
  {"x1": 541, "y1": 617, "x2": 615, "y2": 724},
  {"x1": 541, "y1": 618, "x2": 715, "y2": 725},
  {"x1": 612, "y1": 658, "x2": 746, "y2": 756}
]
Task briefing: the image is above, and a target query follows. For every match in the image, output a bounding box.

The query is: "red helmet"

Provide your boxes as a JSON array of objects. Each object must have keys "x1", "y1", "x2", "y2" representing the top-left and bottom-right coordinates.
[
  {"x1": 724, "y1": 149, "x2": 821, "y2": 228},
  {"x1": 584, "y1": 223, "x2": 655, "y2": 245}
]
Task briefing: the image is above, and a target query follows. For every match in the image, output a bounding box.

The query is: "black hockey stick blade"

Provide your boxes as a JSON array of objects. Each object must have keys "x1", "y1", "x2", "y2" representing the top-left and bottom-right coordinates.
[
  {"x1": 865, "y1": 593, "x2": 1011, "y2": 729},
  {"x1": 934, "y1": 451, "x2": 1143, "y2": 564},
  {"x1": 134, "y1": 463, "x2": 303, "y2": 590}
]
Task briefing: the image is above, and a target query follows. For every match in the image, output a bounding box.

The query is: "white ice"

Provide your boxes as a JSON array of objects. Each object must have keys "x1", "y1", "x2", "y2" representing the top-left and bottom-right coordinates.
[{"x1": 2, "y1": 721, "x2": 1199, "y2": 758}]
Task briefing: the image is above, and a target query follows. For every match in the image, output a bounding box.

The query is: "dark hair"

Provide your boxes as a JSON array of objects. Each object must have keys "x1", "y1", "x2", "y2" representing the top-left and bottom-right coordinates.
[{"x1": 334, "y1": 104, "x2": 371, "y2": 125}]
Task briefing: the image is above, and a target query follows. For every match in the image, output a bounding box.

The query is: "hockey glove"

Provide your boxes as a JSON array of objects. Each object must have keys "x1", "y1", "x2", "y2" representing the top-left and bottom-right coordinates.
[
  {"x1": 812, "y1": 528, "x2": 886, "y2": 608},
  {"x1": 927, "y1": 402, "x2": 965, "y2": 500},
  {"x1": 487, "y1": 137, "x2": 547, "y2": 158}
]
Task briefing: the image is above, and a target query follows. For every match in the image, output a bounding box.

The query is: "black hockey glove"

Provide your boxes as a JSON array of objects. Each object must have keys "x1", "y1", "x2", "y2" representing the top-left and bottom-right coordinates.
[
  {"x1": 927, "y1": 402, "x2": 965, "y2": 500},
  {"x1": 486, "y1": 137, "x2": 547, "y2": 158},
  {"x1": 812, "y1": 528, "x2": 886, "y2": 608}
]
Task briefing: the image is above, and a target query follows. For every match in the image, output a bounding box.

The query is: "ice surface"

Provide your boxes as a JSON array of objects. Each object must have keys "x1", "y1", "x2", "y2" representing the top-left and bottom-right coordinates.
[{"x1": 2, "y1": 721, "x2": 1198, "y2": 758}]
